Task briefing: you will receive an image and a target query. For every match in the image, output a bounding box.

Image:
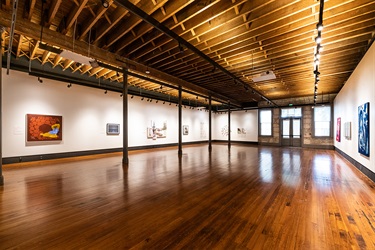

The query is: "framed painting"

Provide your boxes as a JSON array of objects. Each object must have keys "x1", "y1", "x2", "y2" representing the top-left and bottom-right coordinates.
[
  {"x1": 106, "y1": 123, "x2": 120, "y2": 135},
  {"x1": 27, "y1": 114, "x2": 62, "y2": 141},
  {"x1": 344, "y1": 122, "x2": 351, "y2": 140},
  {"x1": 147, "y1": 121, "x2": 167, "y2": 140},
  {"x1": 336, "y1": 117, "x2": 341, "y2": 142},
  {"x1": 358, "y1": 103, "x2": 370, "y2": 156}
]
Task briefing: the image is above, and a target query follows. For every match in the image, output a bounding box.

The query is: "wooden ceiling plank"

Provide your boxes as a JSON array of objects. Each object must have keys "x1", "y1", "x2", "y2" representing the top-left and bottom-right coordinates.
[
  {"x1": 1, "y1": 8, "x2": 241, "y2": 105},
  {"x1": 93, "y1": 7, "x2": 129, "y2": 43},
  {"x1": 129, "y1": 0, "x2": 250, "y2": 60},
  {"x1": 25, "y1": 0, "x2": 37, "y2": 21},
  {"x1": 59, "y1": 0, "x2": 89, "y2": 35},
  {"x1": 115, "y1": 0, "x2": 194, "y2": 54},
  {"x1": 104, "y1": 0, "x2": 167, "y2": 49},
  {"x1": 79, "y1": 0, "x2": 114, "y2": 40},
  {"x1": 47, "y1": 0, "x2": 62, "y2": 27}
]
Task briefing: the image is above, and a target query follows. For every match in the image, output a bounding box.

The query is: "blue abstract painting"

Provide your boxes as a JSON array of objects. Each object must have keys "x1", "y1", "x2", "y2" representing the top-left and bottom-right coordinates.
[{"x1": 358, "y1": 102, "x2": 370, "y2": 156}]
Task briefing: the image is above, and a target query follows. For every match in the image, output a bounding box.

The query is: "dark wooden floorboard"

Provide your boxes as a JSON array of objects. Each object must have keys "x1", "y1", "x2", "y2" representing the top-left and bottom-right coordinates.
[{"x1": 1, "y1": 144, "x2": 375, "y2": 249}]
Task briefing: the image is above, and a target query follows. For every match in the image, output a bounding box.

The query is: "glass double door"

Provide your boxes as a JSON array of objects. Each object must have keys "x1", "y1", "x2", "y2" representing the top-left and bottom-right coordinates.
[{"x1": 281, "y1": 118, "x2": 301, "y2": 147}]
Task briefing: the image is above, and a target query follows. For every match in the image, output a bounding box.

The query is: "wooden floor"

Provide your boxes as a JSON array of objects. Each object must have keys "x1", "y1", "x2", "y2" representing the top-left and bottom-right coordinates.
[{"x1": 1, "y1": 144, "x2": 375, "y2": 249}]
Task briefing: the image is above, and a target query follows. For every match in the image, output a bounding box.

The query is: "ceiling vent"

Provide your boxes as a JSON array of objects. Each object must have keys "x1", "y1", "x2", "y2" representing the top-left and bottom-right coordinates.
[{"x1": 252, "y1": 71, "x2": 276, "y2": 82}]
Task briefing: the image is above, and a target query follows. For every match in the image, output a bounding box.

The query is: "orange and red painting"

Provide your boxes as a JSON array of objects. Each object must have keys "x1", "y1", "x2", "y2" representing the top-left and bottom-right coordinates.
[{"x1": 27, "y1": 114, "x2": 63, "y2": 141}]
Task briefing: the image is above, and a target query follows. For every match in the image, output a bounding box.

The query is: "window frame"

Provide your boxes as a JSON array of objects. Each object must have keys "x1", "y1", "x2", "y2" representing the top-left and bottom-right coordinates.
[{"x1": 259, "y1": 109, "x2": 273, "y2": 137}]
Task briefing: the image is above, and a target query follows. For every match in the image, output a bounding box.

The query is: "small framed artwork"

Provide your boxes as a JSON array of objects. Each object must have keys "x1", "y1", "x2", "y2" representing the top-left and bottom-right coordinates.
[
  {"x1": 27, "y1": 114, "x2": 62, "y2": 141},
  {"x1": 344, "y1": 122, "x2": 351, "y2": 140},
  {"x1": 336, "y1": 117, "x2": 341, "y2": 142},
  {"x1": 358, "y1": 102, "x2": 370, "y2": 156},
  {"x1": 106, "y1": 123, "x2": 120, "y2": 135},
  {"x1": 183, "y1": 125, "x2": 189, "y2": 135}
]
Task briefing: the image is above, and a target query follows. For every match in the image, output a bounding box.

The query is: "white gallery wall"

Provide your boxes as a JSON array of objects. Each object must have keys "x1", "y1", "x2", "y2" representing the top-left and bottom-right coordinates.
[
  {"x1": 334, "y1": 41, "x2": 375, "y2": 173},
  {"x1": 2, "y1": 69, "x2": 123, "y2": 157},
  {"x1": 2, "y1": 69, "x2": 232, "y2": 158},
  {"x1": 213, "y1": 110, "x2": 258, "y2": 142}
]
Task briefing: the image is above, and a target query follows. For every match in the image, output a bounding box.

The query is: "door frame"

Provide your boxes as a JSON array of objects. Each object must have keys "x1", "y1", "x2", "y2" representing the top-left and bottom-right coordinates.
[{"x1": 281, "y1": 117, "x2": 302, "y2": 147}]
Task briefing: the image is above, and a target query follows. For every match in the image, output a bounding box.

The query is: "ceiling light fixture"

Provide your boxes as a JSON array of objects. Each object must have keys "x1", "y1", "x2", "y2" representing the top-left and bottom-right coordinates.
[
  {"x1": 104, "y1": 90, "x2": 107, "y2": 94},
  {"x1": 67, "y1": 83, "x2": 72, "y2": 88},
  {"x1": 102, "y1": 0, "x2": 109, "y2": 8},
  {"x1": 315, "y1": 36, "x2": 322, "y2": 44},
  {"x1": 316, "y1": 23, "x2": 323, "y2": 31}
]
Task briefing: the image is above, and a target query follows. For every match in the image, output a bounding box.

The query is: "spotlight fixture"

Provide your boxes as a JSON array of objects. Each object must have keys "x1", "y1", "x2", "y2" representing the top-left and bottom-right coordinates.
[
  {"x1": 101, "y1": 0, "x2": 109, "y2": 8},
  {"x1": 156, "y1": 100, "x2": 158, "y2": 103},
  {"x1": 315, "y1": 36, "x2": 322, "y2": 44},
  {"x1": 315, "y1": 53, "x2": 321, "y2": 59},
  {"x1": 150, "y1": 99, "x2": 152, "y2": 103},
  {"x1": 313, "y1": 70, "x2": 320, "y2": 75},
  {"x1": 131, "y1": 95, "x2": 134, "y2": 99},
  {"x1": 116, "y1": 72, "x2": 120, "y2": 77},
  {"x1": 67, "y1": 83, "x2": 72, "y2": 88},
  {"x1": 145, "y1": 67, "x2": 150, "y2": 74},
  {"x1": 317, "y1": 45, "x2": 324, "y2": 52},
  {"x1": 169, "y1": 102, "x2": 171, "y2": 105},
  {"x1": 163, "y1": 101, "x2": 165, "y2": 104},
  {"x1": 141, "y1": 97, "x2": 144, "y2": 100},
  {"x1": 104, "y1": 90, "x2": 107, "y2": 94},
  {"x1": 316, "y1": 23, "x2": 323, "y2": 31},
  {"x1": 120, "y1": 93, "x2": 123, "y2": 97},
  {"x1": 160, "y1": 85, "x2": 163, "y2": 89},
  {"x1": 37, "y1": 77, "x2": 43, "y2": 83},
  {"x1": 314, "y1": 59, "x2": 320, "y2": 65}
]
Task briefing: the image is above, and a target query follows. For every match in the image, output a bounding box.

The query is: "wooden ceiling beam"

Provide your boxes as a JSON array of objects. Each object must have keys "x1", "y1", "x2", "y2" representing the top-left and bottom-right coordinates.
[
  {"x1": 78, "y1": 0, "x2": 114, "y2": 40},
  {"x1": 47, "y1": 0, "x2": 62, "y2": 27},
  {"x1": 128, "y1": 0, "x2": 250, "y2": 60},
  {"x1": 115, "y1": 0, "x2": 194, "y2": 54},
  {"x1": 59, "y1": 0, "x2": 89, "y2": 35},
  {"x1": 24, "y1": 0, "x2": 37, "y2": 21},
  {"x1": 0, "y1": 7, "x2": 240, "y2": 105},
  {"x1": 104, "y1": 0, "x2": 167, "y2": 49}
]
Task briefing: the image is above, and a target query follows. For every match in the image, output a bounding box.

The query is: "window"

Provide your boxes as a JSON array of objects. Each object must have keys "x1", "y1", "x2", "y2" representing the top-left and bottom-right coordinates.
[
  {"x1": 281, "y1": 107, "x2": 302, "y2": 118},
  {"x1": 259, "y1": 110, "x2": 272, "y2": 136},
  {"x1": 314, "y1": 106, "x2": 331, "y2": 137}
]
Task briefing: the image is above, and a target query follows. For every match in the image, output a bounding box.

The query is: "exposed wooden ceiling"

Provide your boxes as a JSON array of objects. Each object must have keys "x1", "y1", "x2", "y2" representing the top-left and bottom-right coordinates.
[{"x1": 0, "y1": 0, "x2": 374, "y2": 108}]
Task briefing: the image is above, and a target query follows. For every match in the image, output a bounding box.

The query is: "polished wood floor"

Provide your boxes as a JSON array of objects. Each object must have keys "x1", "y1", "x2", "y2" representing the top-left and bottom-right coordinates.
[{"x1": 1, "y1": 144, "x2": 375, "y2": 249}]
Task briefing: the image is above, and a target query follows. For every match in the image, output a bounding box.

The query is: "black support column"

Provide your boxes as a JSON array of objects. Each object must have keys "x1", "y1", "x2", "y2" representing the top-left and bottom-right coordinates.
[
  {"x1": 208, "y1": 95, "x2": 212, "y2": 152},
  {"x1": 178, "y1": 85, "x2": 182, "y2": 156},
  {"x1": 228, "y1": 101, "x2": 231, "y2": 149},
  {"x1": 122, "y1": 68, "x2": 129, "y2": 165},
  {"x1": 0, "y1": 27, "x2": 4, "y2": 185}
]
